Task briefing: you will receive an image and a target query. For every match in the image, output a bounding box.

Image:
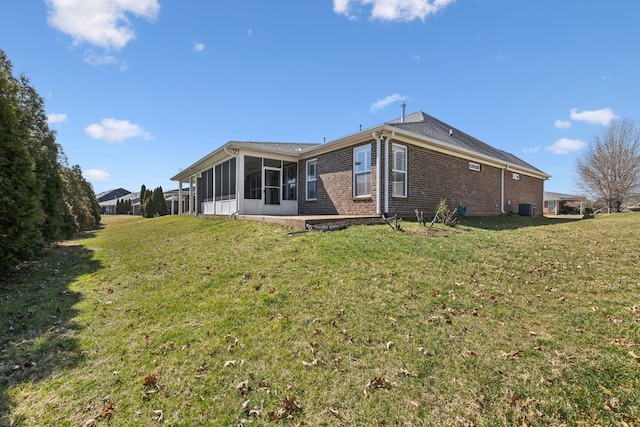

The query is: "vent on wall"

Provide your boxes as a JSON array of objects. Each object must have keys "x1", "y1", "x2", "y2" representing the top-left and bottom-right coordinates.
[
  {"x1": 468, "y1": 162, "x2": 481, "y2": 172},
  {"x1": 512, "y1": 173, "x2": 520, "y2": 180}
]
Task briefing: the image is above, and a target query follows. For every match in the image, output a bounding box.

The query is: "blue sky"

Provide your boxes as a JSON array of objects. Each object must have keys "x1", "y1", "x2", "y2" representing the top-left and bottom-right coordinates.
[{"x1": 2, "y1": 1, "x2": 639, "y2": 195}]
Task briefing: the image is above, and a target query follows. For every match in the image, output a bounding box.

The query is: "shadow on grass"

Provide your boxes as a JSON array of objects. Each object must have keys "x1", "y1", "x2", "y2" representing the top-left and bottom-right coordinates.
[
  {"x1": 0, "y1": 243, "x2": 101, "y2": 423},
  {"x1": 458, "y1": 215, "x2": 584, "y2": 231}
]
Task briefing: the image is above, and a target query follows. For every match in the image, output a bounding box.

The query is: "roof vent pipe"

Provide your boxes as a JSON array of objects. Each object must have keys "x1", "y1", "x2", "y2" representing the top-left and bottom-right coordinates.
[{"x1": 401, "y1": 102, "x2": 406, "y2": 123}]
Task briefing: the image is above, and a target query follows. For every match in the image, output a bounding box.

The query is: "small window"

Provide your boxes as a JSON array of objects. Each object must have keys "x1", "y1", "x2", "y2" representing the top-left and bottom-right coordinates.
[
  {"x1": 469, "y1": 162, "x2": 481, "y2": 172},
  {"x1": 354, "y1": 145, "x2": 371, "y2": 197},
  {"x1": 392, "y1": 144, "x2": 407, "y2": 197},
  {"x1": 512, "y1": 173, "x2": 520, "y2": 180},
  {"x1": 306, "y1": 159, "x2": 317, "y2": 201}
]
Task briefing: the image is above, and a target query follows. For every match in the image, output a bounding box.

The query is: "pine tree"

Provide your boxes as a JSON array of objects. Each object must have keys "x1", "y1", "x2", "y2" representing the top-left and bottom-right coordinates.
[
  {"x1": 143, "y1": 189, "x2": 156, "y2": 218},
  {"x1": 0, "y1": 51, "x2": 42, "y2": 269},
  {"x1": 154, "y1": 186, "x2": 168, "y2": 216}
]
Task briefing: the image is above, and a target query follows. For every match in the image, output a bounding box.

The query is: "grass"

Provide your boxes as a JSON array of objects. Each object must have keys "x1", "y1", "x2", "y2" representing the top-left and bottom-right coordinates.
[{"x1": 1, "y1": 213, "x2": 639, "y2": 426}]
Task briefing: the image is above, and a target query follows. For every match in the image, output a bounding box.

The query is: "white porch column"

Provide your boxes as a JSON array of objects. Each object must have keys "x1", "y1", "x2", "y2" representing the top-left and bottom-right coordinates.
[{"x1": 178, "y1": 182, "x2": 183, "y2": 214}]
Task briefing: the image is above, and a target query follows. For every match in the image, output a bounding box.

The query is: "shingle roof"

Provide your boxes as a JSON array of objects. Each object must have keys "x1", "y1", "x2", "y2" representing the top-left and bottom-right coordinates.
[
  {"x1": 97, "y1": 188, "x2": 131, "y2": 202},
  {"x1": 387, "y1": 112, "x2": 546, "y2": 175},
  {"x1": 231, "y1": 141, "x2": 321, "y2": 152}
]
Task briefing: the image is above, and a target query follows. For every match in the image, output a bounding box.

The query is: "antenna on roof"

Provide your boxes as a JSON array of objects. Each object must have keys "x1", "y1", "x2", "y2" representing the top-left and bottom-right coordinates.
[
  {"x1": 359, "y1": 124, "x2": 362, "y2": 131},
  {"x1": 401, "y1": 102, "x2": 407, "y2": 123},
  {"x1": 449, "y1": 129, "x2": 453, "y2": 136}
]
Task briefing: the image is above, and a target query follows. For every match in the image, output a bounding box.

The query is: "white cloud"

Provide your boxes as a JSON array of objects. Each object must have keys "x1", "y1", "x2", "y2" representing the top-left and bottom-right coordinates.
[
  {"x1": 522, "y1": 146, "x2": 540, "y2": 154},
  {"x1": 546, "y1": 138, "x2": 586, "y2": 155},
  {"x1": 569, "y1": 108, "x2": 618, "y2": 126},
  {"x1": 248, "y1": 29, "x2": 253, "y2": 36},
  {"x1": 370, "y1": 94, "x2": 407, "y2": 112},
  {"x1": 45, "y1": 0, "x2": 160, "y2": 50},
  {"x1": 83, "y1": 168, "x2": 111, "y2": 181},
  {"x1": 334, "y1": 0, "x2": 456, "y2": 21},
  {"x1": 554, "y1": 119, "x2": 572, "y2": 129},
  {"x1": 47, "y1": 113, "x2": 68, "y2": 125},
  {"x1": 85, "y1": 118, "x2": 152, "y2": 142},
  {"x1": 193, "y1": 42, "x2": 205, "y2": 52},
  {"x1": 84, "y1": 51, "x2": 119, "y2": 67}
]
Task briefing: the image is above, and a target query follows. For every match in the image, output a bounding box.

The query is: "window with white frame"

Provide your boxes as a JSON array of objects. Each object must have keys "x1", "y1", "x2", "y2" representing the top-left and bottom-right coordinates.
[
  {"x1": 392, "y1": 144, "x2": 407, "y2": 197},
  {"x1": 306, "y1": 159, "x2": 317, "y2": 200},
  {"x1": 353, "y1": 145, "x2": 371, "y2": 197},
  {"x1": 468, "y1": 162, "x2": 481, "y2": 172}
]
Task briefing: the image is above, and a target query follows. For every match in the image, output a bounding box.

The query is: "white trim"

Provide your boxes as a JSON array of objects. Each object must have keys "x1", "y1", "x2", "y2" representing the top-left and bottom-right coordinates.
[
  {"x1": 391, "y1": 143, "x2": 407, "y2": 198},
  {"x1": 353, "y1": 144, "x2": 372, "y2": 198},
  {"x1": 306, "y1": 158, "x2": 317, "y2": 201}
]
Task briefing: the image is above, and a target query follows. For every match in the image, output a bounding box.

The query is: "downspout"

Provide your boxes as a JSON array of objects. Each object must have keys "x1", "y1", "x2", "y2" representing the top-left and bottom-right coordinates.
[
  {"x1": 373, "y1": 132, "x2": 381, "y2": 215},
  {"x1": 500, "y1": 166, "x2": 506, "y2": 214},
  {"x1": 383, "y1": 131, "x2": 395, "y2": 215}
]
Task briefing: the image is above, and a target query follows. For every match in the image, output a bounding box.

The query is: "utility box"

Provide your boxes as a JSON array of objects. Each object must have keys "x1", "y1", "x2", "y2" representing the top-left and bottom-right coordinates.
[{"x1": 518, "y1": 203, "x2": 534, "y2": 216}]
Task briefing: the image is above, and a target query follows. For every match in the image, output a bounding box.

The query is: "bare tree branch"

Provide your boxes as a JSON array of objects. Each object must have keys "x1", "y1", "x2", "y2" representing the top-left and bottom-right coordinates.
[{"x1": 576, "y1": 119, "x2": 640, "y2": 212}]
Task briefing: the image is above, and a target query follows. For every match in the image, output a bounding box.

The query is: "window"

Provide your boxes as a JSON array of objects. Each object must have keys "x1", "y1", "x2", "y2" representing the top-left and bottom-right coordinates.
[
  {"x1": 548, "y1": 201, "x2": 555, "y2": 212},
  {"x1": 512, "y1": 173, "x2": 520, "y2": 181},
  {"x1": 282, "y1": 162, "x2": 297, "y2": 201},
  {"x1": 306, "y1": 159, "x2": 317, "y2": 200},
  {"x1": 353, "y1": 145, "x2": 371, "y2": 197},
  {"x1": 469, "y1": 162, "x2": 481, "y2": 172},
  {"x1": 392, "y1": 144, "x2": 407, "y2": 197},
  {"x1": 244, "y1": 156, "x2": 262, "y2": 200},
  {"x1": 215, "y1": 158, "x2": 236, "y2": 201}
]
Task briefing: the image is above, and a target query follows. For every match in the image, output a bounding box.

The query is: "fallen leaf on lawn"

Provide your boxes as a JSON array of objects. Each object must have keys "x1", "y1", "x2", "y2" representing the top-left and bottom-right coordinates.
[
  {"x1": 236, "y1": 379, "x2": 250, "y2": 396},
  {"x1": 269, "y1": 396, "x2": 302, "y2": 420},
  {"x1": 399, "y1": 368, "x2": 418, "y2": 377},
  {"x1": 152, "y1": 409, "x2": 163, "y2": 422},
  {"x1": 84, "y1": 418, "x2": 96, "y2": 427},
  {"x1": 461, "y1": 349, "x2": 477, "y2": 358},
  {"x1": 364, "y1": 376, "x2": 392, "y2": 396},
  {"x1": 328, "y1": 406, "x2": 341, "y2": 417},
  {"x1": 510, "y1": 393, "x2": 523, "y2": 407},
  {"x1": 629, "y1": 351, "x2": 640, "y2": 362},
  {"x1": 302, "y1": 358, "x2": 318, "y2": 368},
  {"x1": 386, "y1": 341, "x2": 395, "y2": 350},
  {"x1": 410, "y1": 400, "x2": 421, "y2": 408},
  {"x1": 612, "y1": 338, "x2": 635, "y2": 347},
  {"x1": 598, "y1": 384, "x2": 614, "y2": 396},
  {"x1": 98, "y1": 401, "x2": 115, "y2": 419},
  {"x1": 143, "y1": 374, "x2": 157, "y2": 387},
  {"x1": 224, "y1": 360, "x2": 237, "y2": 367}
]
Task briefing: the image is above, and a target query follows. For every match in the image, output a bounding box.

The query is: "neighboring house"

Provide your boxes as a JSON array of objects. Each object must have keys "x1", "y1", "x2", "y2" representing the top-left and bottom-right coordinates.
[
  {"x1": 543, "y1": 192, "x2": 585, "y2": 215},
  {"x1": 97, "y1": 188, "x2": 132, "y2": 214},
  {"x1": 171, "y1": 111, "x2": 550, "y2": 218}
]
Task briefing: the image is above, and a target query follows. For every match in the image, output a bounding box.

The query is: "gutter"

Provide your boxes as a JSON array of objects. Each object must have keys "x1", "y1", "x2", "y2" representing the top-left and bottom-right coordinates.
[
  {"x1": 373, "y1": 132, "x2": 382, "y2": 215},
  {"x1": 501, "y1": 166, "x2": 506, "y2": 214}
]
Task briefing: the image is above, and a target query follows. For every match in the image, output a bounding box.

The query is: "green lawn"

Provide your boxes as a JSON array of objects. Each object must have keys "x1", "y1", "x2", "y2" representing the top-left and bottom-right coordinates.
[{"x1": 1, "y1": 213, "x2": 639, "y2": 426}]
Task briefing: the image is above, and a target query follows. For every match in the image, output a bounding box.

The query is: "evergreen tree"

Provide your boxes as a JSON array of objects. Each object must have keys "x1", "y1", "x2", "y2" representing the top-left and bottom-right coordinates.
[
  {"x1": 143, "y1": 189, "x2": 156, "y2": 218},
  {"x1": 0, "y1": 49, "x2": 101, "y2": 271},
  {"x1": 139, "y1": 184, "x2": 147, "y2": 217},
  {"x1": 154, "y1": 186, "x2": 168, "y2": 216},
  {"x1": 0, "y1": 51, "x2": 42, "y2": 270}
]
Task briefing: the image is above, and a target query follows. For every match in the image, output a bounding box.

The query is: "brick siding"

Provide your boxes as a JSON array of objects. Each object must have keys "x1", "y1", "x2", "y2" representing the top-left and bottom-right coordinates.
[{"x1": 299, "y1": 140, "x2": 544, "y2": 217}]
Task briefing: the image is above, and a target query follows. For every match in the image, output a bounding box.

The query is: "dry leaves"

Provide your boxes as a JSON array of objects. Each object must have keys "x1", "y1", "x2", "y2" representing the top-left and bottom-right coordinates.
[
  {"x1": 143, "y1": 373, "x2": 157, "y2": 387},
  {"x1": 364, "y1": 376, "x2": 392, "y2": 397},
  {"x1": 268, "y1": 396, "x2": 302, "y2": 420}
]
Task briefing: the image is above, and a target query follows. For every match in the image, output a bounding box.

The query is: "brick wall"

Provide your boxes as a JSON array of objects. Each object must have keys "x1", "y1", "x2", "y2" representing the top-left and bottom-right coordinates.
[
  {"x1": 299, "y1": 142, "x2": 378, "y2": 215},
  {"x1": 388, "y1": 144, "x2": 544, "y2": 217},
  {"x1": 299, "y1": 140, "x2": 544, "y2": 217}
]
